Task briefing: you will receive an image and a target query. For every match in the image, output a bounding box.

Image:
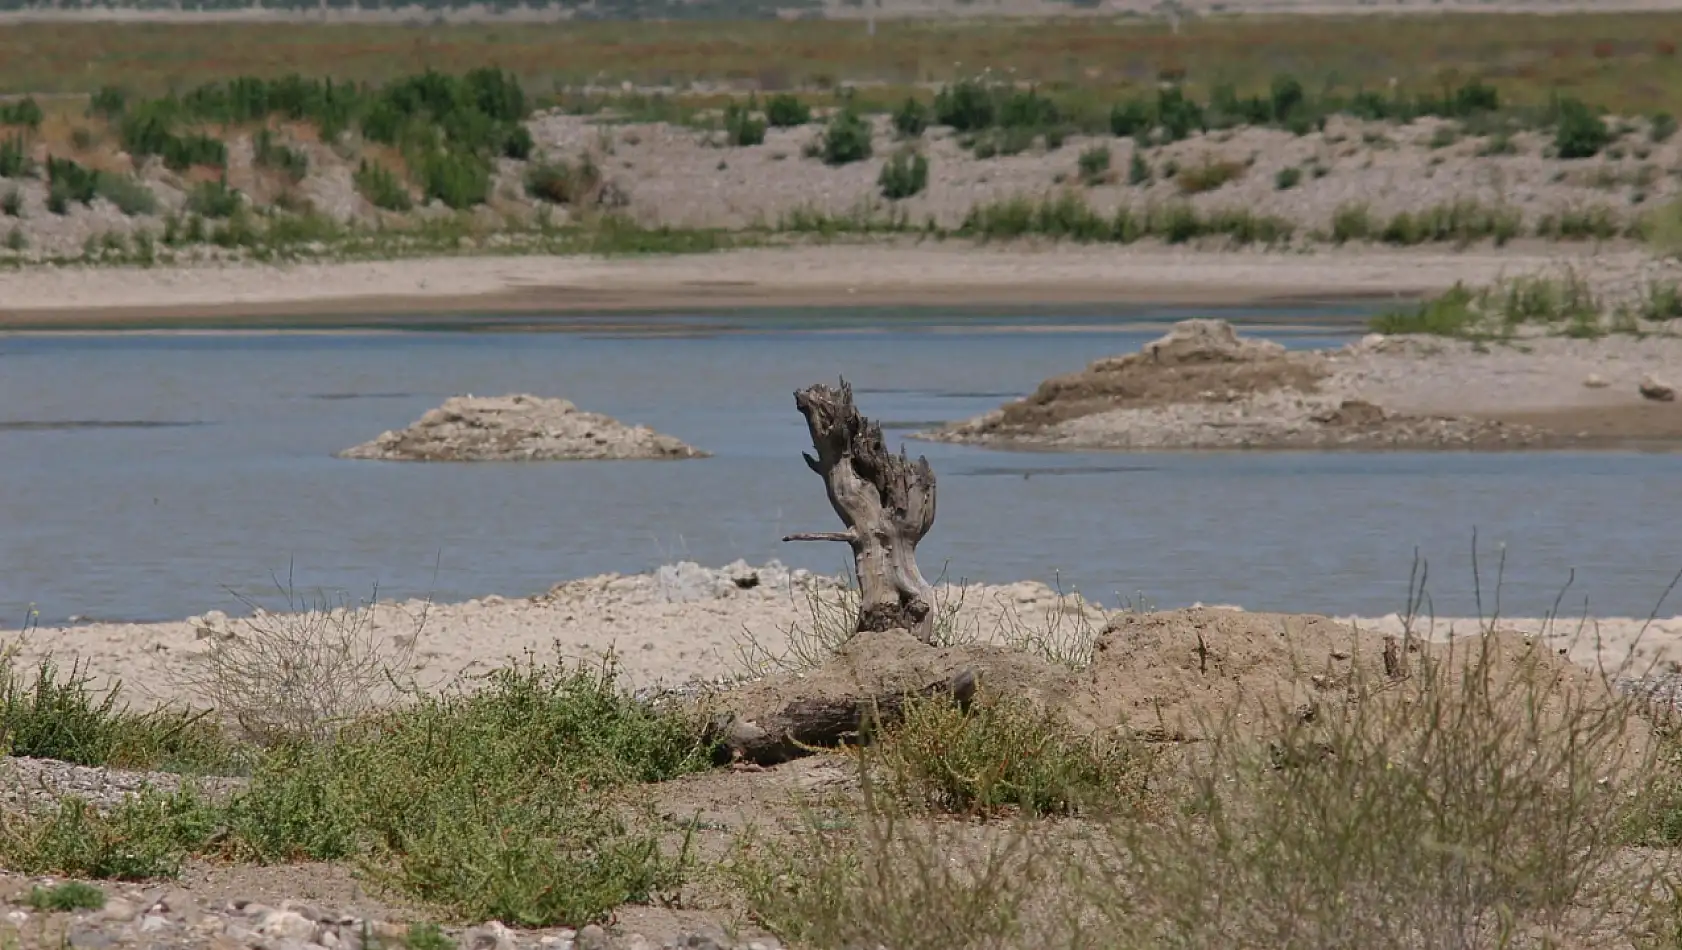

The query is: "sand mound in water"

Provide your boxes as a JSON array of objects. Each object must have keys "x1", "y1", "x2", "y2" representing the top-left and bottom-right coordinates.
[
  {"x1": 337, "y1": 394, "x2": 709, "y2": 462},
  {"x1": 934, "y1": 319, "x2": 1327, "y2": 440}
]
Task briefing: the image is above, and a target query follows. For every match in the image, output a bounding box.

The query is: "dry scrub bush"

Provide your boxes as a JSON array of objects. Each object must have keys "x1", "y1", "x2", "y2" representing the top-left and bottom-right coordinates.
[
  {"x1": 173, "y1": 580, "x2": 426, "y2": 745},
  {"x1": 730, "y1": 779, "x2": 1108, "y2": 950},
  {"x1": 1099, "y1": 627, "x2": 1670, "y2": 950},
  {"x1": 872, "y1": 691, "x2": 1157, "y2": 818},
  {"x1": 735, "y1": 552, "x2": 1682, "y2": 950}
]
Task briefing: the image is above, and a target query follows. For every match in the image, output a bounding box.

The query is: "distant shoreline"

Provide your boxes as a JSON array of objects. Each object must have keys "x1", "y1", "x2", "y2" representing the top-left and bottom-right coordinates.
[{"x1": 0, "y1": 244, "x2": 1613, "y2": 332}]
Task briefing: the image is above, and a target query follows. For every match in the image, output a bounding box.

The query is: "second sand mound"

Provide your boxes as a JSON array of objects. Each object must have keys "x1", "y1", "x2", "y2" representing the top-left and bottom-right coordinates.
[
  {"x1": 338, "y1": 394, "x2": 709, "y2": 462},
  {"x1": 931, "y1": 318, "x2": 1327, "y2": 442}
]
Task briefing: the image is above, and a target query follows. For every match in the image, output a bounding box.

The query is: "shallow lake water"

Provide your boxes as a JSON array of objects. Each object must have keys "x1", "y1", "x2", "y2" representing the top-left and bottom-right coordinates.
[{"x1": 5, "y1": 303, "x2": 1682, "y2": 625}]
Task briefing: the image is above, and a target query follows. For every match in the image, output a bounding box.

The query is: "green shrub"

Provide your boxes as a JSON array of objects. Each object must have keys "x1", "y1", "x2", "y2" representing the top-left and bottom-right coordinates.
[
  {"x1": 1110, "y1": 99, "x2": 1152, "y2": 138},
  {"x1": 1077, "y1": 145, "x2": 1111, "y2": 185},
  {"x1": 1554, "y1": 98, "x2": 1612, "y2": 159},
  {"x1": 1651, "y1": 112, "x2": 1678, "y2": 144},
  {"x1": 0, "y1": 134, "x2": 29, "y2": 178},
  {"x1": 878, "y1": 150, "x2": 929, "y2": 201},
  {"x1": 419, "y1": 152, "x2": 490, "y2": 209},
  {"x1": 94, "y1": 174, "x2": 158, "y2": 216},
  {"x1": 891, "y1": 97, "x2": 928, "y2": 138},
  {"x1": 0, "y1": 97, "x2": 43, "y2": 130},
  {"x1": 502, "y1": 124, "x2": 534, "y2": 160},
  {"x1": 1370, "y1": 283, "x2": 1481, "y2": 335},
  {"x1": 1127, "y1": 150, "x2": 1151, "y2": 185},
  {"x1": 818, "y1": 109, "x2": 873, "y2": 166},
  {"x1": 162, "y1": 133, "x2": 228, "y2": 172},
  {"x1": 354, "y1": 160, "x2": 412, "y2": 212},
  {"x1": 765, "y1": 93, "x2": 810, "y2": 128},
  {"x1": 88, "y1": 85, "x2": 127, "y2": 120},
  {"x1": 933, "y1": 80, "x2": 995, "y2": 132},
  {"x1": 26, "y1": 882, "x2": 105, "y2": 912},
  {"x1": 1331, "y1": 202, "x2": 1374, "y2": 243},
  {"x1": 874, "y1": 692, "x2": 1156, "y2": 817},
  {"x1": 0, "y1": 654, "x2": 234, "y2": 773},
  {"x1": 723, "y1": 101, "x2": 766, "y2": 147},
  {"x1": 4, "y1": 225, "x2": 23, "y2": 251},
  {"x1": 1, "y1": 188, "x2": 19, "y2": 217},
  {"x1": 185, "y1": 178, "x2": 241, "y2": 219},
  {"x1": 46, "y1": 156, "x2": 99, "y2": 208},
  {"x1": 1536, "y1": 204, "x2": 1622, "y2": 241},
  {"x1": 524, "y1": 156, "x2": 600, "y2": 205},
  {"x1": 1275, "y1": 166, "x2": 1303, "y2": 190},
  {"x1": 253, "y1": 129, "x2": 308, "y2": 183}
]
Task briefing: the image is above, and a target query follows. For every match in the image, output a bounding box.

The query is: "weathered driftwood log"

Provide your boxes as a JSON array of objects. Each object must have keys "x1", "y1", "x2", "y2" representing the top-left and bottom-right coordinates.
[
  {"x1": 784, "y1": 379, "x2": 941, "y2": 644},
  {"x1": 709, "y1": 668, "x2": 977, "y2": 766}
]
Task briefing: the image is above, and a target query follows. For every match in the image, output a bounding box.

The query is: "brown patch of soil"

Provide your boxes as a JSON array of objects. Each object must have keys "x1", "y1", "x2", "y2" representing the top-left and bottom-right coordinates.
[
  {"x1": 983, "y1": 318, "x2": 1328, "y2": 433},
  {"x1": 1482, "y1": 401, "x2": 1682, "y2": 448},
  {"x1": 711, "y1": 607, "x2": 1643, "y2": 750}
]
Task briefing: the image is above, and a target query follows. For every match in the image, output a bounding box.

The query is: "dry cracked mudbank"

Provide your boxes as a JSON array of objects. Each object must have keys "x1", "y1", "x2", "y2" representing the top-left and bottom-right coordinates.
[
  {"x1": 921, "y1": 318, "x2": 1682, "y2": 451},
  {"x1": 337, "y1": 394, "x2": 708, "y2": 462}
]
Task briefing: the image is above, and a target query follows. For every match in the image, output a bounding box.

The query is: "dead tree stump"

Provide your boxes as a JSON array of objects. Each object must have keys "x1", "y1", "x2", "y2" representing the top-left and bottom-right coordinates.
[{"x1": 784, "y1": 379, "x2": 941, "y2": 644}]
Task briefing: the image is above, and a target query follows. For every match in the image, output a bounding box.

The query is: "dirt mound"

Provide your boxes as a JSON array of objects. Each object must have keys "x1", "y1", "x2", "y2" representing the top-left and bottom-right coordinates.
[
  {"x1": 710, "y1": 608, "x2": 1646, "y2": 761},
  {"x1": 938, "y1": 319, "x2": 1327, "y2": 438},
  {"x1": 337, "y1": 394, "x2": 709, "y2": 462}
]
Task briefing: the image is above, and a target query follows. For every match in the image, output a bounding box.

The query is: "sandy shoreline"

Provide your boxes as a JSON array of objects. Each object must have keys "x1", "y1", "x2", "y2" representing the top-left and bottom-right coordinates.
[
  {"x1": 3, "y1": 559, "x2": 1678, "y2": 714},
  {"x1": 0, "y1": 244, "x2": 1637, "y2": 328}
]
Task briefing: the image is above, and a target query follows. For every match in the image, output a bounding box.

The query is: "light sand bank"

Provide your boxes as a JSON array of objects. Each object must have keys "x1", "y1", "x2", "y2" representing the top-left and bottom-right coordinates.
[
  {"x1": 0, "y1": 244, "x2": 1644, "y2": 328},
  {"x1": 3, "y1": 560, "x2": 1678, "y2": 711}
]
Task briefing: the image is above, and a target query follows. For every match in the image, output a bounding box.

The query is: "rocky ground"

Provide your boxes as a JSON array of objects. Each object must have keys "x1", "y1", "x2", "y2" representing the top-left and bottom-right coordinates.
[
  {"x1": 336, "y1": 394, "x2": 709, "y2": 462},
  {"x1": 4, "y1": 101, "x2": 1682, "y2": 260},
  {"x1": 922, "y1": 316, "x2": 1682, "y2": 451}
]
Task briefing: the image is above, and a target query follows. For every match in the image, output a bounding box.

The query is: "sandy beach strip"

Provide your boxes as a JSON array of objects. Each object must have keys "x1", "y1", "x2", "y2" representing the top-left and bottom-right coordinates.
[
  {"x1": 4, "y1": 561, "x2": 1680, "y2": 713},
  {"x1": 0, "y1": 244, "x2": 1630, "y2": 328}
]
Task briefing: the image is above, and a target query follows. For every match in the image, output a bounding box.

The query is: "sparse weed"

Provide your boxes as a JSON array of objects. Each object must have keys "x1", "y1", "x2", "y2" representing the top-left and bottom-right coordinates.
[
  {"x1": 169, "y1": 578, "x2": 425, "y2": 746},
  {"x1": 877, "y1": 150, "x2": 928, "y2": 201},
  {"x1": 1077, "y1": 144, "x2": 1111, "y2": 185},
  {"x1": 25, "y1": 881, "x2": 105, "y2": 912}
]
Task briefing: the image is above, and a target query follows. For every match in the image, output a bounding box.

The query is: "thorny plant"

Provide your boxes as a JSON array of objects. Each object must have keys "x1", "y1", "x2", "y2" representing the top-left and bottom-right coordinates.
[{"x1": 170, "y1": 565, "x2": 430, "y2": 746}]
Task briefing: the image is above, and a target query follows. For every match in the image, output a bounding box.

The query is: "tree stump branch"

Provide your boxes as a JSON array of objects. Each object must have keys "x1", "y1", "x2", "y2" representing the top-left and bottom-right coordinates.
[
  {"x1": 784, "y1": 379, "x2": 940, "y2": 643},
  {"x1": 708, "y1": 668, "x2": 977, "y2": 766}
]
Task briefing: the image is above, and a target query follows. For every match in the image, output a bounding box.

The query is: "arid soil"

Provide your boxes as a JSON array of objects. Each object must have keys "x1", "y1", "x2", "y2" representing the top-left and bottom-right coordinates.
[
  {"x1": 336, "y1": 393, "x2": 709, "y2": 462},
  {"x1": 0, "y1": 562, "x2": 1661, "y2": 949},
  {"x1": 923, "y1": 317, "x2": 1682, "y2": 450}
]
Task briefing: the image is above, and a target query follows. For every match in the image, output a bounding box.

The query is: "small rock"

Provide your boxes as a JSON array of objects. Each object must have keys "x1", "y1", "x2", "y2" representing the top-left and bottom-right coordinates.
[
  {"x1": 257, "y1": 909, "x2": 318, "y2": 942},
  {"x1": 66, "y1": 929, "x2": 114, "y2": 950},
  {"x1": 138, "y1": 914, "x2": 170, "y2": 933},
  {"x1": 463, "y1": 921, "x2": 517, "y2": 950},
  {"x1": 1640, "y1": 374, "x2": 1677, "y2": 401},
  {"x1": 626, "y1": 934, "x2": 657, "y2": 950},
  {"x1": 99, "y1": 898, "x2": 136, "y2": 921},
  {"x1": 1583, "y1": 373, "x2": 1609, "y2": 388},
  {"x1": 576, "y1": 924, "x2": 611, "y2": 950}
]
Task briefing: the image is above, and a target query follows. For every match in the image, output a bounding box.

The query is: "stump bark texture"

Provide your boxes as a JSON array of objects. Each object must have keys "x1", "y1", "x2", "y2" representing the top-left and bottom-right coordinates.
[{"x1": 786, "y1": 379, "x2": 941, "y2": 644}]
